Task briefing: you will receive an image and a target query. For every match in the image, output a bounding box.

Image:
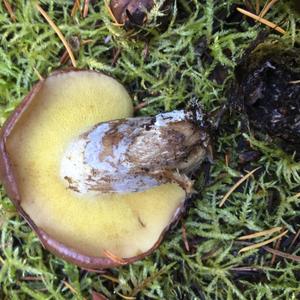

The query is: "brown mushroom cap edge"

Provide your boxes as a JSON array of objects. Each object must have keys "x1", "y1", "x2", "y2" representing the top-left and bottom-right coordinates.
[{"x1": 0, "y1": 69, "x2": 187, "y2": 270}]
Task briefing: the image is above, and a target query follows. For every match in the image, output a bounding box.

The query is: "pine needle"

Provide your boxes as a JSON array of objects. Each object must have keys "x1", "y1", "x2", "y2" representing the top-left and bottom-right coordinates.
[
  {"x1": 263, "y1": 246, "x2": 300, "y2": 262},
  {"x1": 103, "y1": 250, "x2": 127, "y2": 265},
  {"x1": 237, "y1": 7, "x2": 286, "y2": 34},
  {"x1": 62, "y1": 280, "x2": 79, "y2": 296},
  {"x1": 181, "y1": 221, "x2": 190, "y2": 252},
  {"x1": 256, "y1": 0, "x2": 260, "y2": 15},
  {"x1": 270, "y1": 235, "x2": 282, "y2": 265},
  {"x1": 238, "y1": 227, "x2": 282, "y2": 240},
  {"x1": 83, "y1": 0, "x2": 89, "y2": 18},
  {"x1": 238, "y1": 230, "x2": 288, "y2": 253},
  {"x1": 259, "y1": 0, "x2": 278, "y2": 18},
  {"x1": 101, "y1": 274, "x2": 119, "y2": 283},
  {"x1": 115, "y1": 292, "x2": 136, "y2": 300},
  {"x1": 0, "y1": 256, "x2": 5, "y2": 264},
  {"x1": 21, "y1": 276, "x2": 43, "y2": 281},
  {"x1": 33, "y1": 67, "x2": 44, "y2": 81},
  {"x1": 287, "y1": 228, "x2": 300, "y2": 251},
  {"x1": 71, "y1": 0, "x2": 81, "y2": 17},
  {"x1": 35, "y1": 3, "x2": 77, "y2": 67},
  {"x1": 104, "y1": 0, "x2": 124, "y2": 26},
  {"x1": 219, "y1": 167, "x2": 260, "y2": 207}
]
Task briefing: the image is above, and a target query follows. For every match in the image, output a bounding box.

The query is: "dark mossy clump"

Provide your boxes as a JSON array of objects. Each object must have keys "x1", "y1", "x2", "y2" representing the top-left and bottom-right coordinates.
[
  {"x1": 290, "y1": 0, "x2": 300, "y2": 13},
  {"x1": 231, "y1": 39, "x2": 300, "y2": 153}
]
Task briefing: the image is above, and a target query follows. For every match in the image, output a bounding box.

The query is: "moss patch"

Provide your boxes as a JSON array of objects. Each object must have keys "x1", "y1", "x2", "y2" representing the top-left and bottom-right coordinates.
[{"x1": 0, "y1": 0, "x2": 300, "y2": 299}]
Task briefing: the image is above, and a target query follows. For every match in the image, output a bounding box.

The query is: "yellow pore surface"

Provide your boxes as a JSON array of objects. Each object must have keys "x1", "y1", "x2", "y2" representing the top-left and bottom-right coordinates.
[{"x1": 7, "y1": 71, "x2": 185, "y2": 258}]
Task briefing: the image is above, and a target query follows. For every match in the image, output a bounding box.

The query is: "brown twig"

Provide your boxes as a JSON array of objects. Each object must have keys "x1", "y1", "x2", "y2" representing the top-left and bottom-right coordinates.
[
  {"x1": 3, "y1": 0, "x2": 16, "y2": 21},
  {"x1": 237, "y1": 7, "x2": 286, "y2": 34},
  {"x1": 35, "y1": 3, "x2": 77, "y2": 67}
]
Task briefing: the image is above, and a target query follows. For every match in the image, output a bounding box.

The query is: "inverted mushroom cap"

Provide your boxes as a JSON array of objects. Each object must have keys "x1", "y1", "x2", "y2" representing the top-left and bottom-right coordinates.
[{"x1": 0, "y1": 69, "x2": 195, "y2": 269}]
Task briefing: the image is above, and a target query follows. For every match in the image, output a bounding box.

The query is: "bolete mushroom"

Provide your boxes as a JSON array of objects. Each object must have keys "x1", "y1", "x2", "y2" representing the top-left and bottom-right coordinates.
[{"x1": 0, "y1": 70, "x2": 209, "y2": 269}]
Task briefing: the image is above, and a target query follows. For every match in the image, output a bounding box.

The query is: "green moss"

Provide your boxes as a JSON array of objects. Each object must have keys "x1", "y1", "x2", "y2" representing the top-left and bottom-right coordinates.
[{"x1": 1, "y1": 0, "x2": 300, "y2": 299}]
